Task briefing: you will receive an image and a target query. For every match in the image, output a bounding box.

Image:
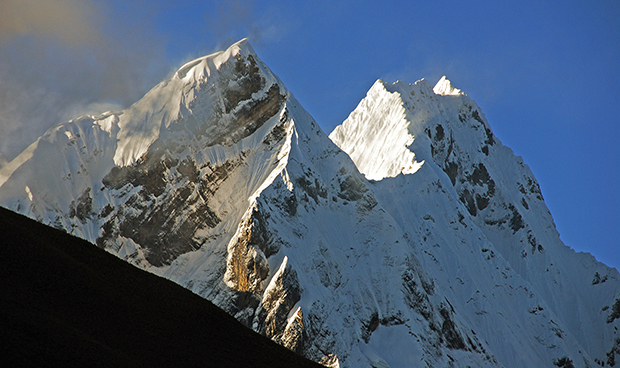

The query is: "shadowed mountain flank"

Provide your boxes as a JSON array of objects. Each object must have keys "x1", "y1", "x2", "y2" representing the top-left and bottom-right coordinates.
[{"x1": 0, "y1": 206, "x2": 323, "y2": 368}]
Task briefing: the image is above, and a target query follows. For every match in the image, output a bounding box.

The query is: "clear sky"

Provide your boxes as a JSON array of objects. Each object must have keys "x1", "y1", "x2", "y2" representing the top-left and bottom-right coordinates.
[{"x1": 1, "y1": 0, "x2": 618, "y2": 270}]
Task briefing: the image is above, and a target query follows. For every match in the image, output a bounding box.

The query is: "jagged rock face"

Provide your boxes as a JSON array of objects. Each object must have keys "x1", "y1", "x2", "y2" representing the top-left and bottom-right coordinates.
[
  {"x1": 98, "y1": 152, "x2": 229, "y2": 266},
  {"x1": 1, "y1": 41, "x2": 619, "y2": 368},
  {"x1": 224, "y1": 205, "x2": 274, "y2": 295},
  {"x1": 171, "y1": 52, "x2": 285, "y2": 147},
  {"x1": 94, "y1": 48, "x2": 285, "y2": 267},
  {"x1": 252, "y1": 257, "x2": 302, "y2": 340}
]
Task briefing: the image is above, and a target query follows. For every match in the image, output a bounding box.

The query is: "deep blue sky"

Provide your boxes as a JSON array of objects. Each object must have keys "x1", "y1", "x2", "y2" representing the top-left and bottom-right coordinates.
[{"x1": 1, "y1": 0, "x2": 618, "y2": 270}]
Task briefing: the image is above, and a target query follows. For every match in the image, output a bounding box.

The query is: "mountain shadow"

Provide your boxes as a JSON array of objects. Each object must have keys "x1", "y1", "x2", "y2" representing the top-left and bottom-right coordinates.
[{"x1": 0, "y1": 206, "x2": 323, "y2": 368}]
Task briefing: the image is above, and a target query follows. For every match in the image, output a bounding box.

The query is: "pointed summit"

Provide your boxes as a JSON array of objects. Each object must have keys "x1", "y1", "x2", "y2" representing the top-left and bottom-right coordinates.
[
  {"x1": 113, "y1": 38, "x2": 284, "y2": 166},
  {"x1": 174, "y1": 38, "x2": 257, "y2": 81},
  {"x1": 433, "y1": 76, "x2": 462, "y2": 96}
]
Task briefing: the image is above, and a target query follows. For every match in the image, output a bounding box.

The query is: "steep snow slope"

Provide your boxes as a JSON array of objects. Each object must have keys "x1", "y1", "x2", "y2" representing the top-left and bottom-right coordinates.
[
  {"x1": 330, "y1": 77, "x2": 620, "y2": 367},
  {"x1": 1, "y1": 40, "x2": 619, "y2": 367}
]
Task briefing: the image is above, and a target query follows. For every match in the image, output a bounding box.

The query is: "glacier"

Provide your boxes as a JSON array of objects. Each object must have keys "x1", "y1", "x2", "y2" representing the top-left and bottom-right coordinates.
[{"x1": 1, "y1": 39, "x2": 618, "y2": 368}]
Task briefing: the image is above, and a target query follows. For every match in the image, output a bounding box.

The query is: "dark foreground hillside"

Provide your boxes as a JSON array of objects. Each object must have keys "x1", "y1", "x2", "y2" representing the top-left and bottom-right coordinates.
[{"x1": 0, "y1": 207, "x2": 323, "y2": 368}]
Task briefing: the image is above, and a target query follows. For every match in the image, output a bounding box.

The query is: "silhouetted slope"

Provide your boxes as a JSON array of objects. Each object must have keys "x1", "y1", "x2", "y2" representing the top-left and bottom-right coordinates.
[{"x1": 0, "y1": 206, "x2": 323, "y2": 368}]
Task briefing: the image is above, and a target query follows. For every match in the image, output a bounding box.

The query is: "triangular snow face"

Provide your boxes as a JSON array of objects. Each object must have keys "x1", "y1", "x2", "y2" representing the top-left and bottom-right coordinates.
[
  {"x1": 1, "y1": 41, "x2": 619, "y2": 368},
  {"x1": 433, "y1": 76, "x2": 462, "y2": 96}
]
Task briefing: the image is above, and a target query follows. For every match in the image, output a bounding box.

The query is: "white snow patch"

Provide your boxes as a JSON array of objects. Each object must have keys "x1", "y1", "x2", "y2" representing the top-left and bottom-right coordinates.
[
  {"x1": 25, "y1": 186, "x2": 33, "y2": 201},
  {"x1": 94, "y1": 113, "x2": 119, "y2": 134},
  {"x1": 329, "y1": 80, "x2": 424, "y2": 180},
  {"x1": 433, "y1": 76, "x2": 462, "y2": 96},
  {"x1": 0, "y1": 139, "x2": 40, "y2": 187}
]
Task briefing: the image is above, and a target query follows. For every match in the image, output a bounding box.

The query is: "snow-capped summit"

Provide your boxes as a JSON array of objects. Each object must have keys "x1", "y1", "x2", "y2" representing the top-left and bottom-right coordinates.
[
  {"x1": 113, "y1": 37, "x2": 284, "y2": 167},
  {"x1": 1, "y1": 40, "x2": 619, "y2": 368},
  {"x1": 174, "y1": 38, "x2": 258, "y2": 81},
  {"x1": 331, "y1": 76, "x2": 620, "y2": 367},
  {"x1": 433, "y1": 75, "x2": 462, "y2": 96}
]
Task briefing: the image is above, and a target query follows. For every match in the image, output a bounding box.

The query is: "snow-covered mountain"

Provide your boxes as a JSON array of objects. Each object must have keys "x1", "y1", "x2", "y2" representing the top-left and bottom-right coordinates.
[{"x1": 1, "y1": 40, "x2": 618, "y2": 368}]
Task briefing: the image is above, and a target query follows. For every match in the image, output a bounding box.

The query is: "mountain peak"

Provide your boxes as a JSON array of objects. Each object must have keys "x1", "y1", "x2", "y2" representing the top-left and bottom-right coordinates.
[
  {"x1": 175, "y1": 38, "x2": 256, "y2": 81},
  {"x1": 433, "y1": 76, "x2": 462, "y2": 96},
  {"x1": 112, "y1": 38, "x2": 283, "y2": 166}
]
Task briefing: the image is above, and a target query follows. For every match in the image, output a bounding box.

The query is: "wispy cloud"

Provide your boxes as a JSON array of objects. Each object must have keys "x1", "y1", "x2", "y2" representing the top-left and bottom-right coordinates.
[
  {"x1": 0, "y1": 0, "x2": 169, "y2": 162},
  {"x1": 203, "y1": 0, "x2": 289, "y2": 51},
  {"x1": 0, "y1": 0, "x2": 290, "y2": 164},
  {"x1": 0, "y1": 0, "x2": 100, "y2": 45}
]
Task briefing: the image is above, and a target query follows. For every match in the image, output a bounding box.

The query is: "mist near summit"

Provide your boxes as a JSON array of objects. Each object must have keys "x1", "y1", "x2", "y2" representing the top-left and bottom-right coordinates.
[
  {"x1": 0, "y1": 0, "x2": 286, "y2": 163},
  {"x1": 0, "y1": 0, "x2": 168, "y2": 162}
]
